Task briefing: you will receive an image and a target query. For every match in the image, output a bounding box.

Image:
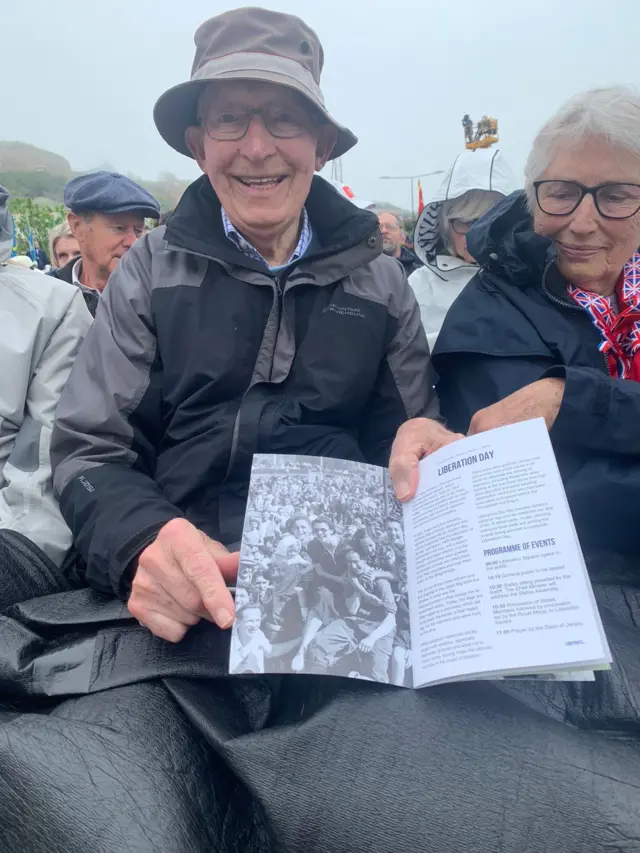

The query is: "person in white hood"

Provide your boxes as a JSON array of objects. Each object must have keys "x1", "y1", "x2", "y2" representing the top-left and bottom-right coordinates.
[{"x1": 409, "y1": 149, "x2": 516, "y2": 350}]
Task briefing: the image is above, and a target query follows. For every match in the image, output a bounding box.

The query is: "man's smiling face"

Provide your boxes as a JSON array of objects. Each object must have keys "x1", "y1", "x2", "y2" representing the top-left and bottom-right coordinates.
[{"x1": 186, "y1": 80, "x2": 335, "y2": 241}]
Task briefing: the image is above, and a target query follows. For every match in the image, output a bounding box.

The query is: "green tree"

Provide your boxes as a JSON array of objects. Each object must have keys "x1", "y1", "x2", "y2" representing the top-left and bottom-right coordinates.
[{"x1": 7, "y1": 197, "x2": 67, "y2": 256}]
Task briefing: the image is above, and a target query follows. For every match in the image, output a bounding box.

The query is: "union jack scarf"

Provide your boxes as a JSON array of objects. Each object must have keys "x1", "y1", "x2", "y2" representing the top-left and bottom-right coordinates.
[{"x1": 568, "y1": 252, "x2": 640, "y2": 381}]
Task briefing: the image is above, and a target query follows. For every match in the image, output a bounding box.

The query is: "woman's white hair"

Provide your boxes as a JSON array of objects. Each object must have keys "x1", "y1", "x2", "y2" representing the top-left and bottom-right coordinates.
[{"x1": 524, "y1": 85, "x2": 640, "y2": 207}]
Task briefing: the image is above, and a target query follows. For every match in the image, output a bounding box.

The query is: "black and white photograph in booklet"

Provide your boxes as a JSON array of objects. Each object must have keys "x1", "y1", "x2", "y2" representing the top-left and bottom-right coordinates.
[{"x1": 229, "y1": 454, "x2": 412, "y2": 686}]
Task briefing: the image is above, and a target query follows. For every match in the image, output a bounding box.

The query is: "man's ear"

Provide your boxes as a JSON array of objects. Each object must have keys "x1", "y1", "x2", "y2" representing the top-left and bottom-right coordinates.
[
  {"x1": 185, "y1": 126, "x2": 207, "y2": 172},
  {"x1": 315, "y1": 124, "x2": 339, "y2": 171}
]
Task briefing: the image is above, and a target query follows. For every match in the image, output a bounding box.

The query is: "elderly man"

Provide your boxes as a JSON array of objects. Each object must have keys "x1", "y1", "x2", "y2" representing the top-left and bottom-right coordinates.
[
  {"x1": 51, "y1": 7, "x2": 449, "y2": 637},
  {"x1": 378, "y1": 210, "x2": 421, "y2": 276},
  {"x1": 0, "y1": 8, "x2": 456, "y2": 852},
  {"x1": 0, "y1": 186, "x2": 91, "y2": 608},
  {"x1": 50, "y1": 171, "x2": 160, "y2": 314}
]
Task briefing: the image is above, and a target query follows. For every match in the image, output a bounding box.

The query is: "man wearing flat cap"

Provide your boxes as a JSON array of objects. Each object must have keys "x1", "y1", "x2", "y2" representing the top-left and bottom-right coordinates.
[
  {"x1": 51, "y1": 170, "x2": 160, "y2": 314},
  {"x1": 52, "y1": 5, "x2": 455, "y2": 637}
]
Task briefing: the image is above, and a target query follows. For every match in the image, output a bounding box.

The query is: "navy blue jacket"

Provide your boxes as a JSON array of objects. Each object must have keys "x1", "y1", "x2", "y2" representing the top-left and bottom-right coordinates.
[{"x1": 433, "y1": 191, "x2": 640, "y2": 557}]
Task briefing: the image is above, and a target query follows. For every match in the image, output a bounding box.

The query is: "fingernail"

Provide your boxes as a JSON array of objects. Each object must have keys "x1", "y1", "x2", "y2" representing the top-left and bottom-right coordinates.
[
  {"x1": 216, "y1": 608, "x2": 233, "y2": 628},
  {"x1": 396, "y1": 481, "x2": 410, "y2": 501}
]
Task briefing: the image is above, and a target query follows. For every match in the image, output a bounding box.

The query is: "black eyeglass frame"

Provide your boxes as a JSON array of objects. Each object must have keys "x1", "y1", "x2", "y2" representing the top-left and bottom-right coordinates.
[
  {"x1": 533, "y1": 180, "x2": 640, "y2": 220},
  {"x1": 450, "y1": 218, "x2": 478, "y2": 235}
]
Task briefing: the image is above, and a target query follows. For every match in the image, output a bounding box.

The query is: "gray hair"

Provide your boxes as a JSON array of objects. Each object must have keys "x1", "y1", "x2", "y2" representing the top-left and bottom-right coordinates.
[
  {"x1": 48, "y1": 219, "x2": 73, "y2": 266},
  {"x1": 524, "y1": 85, "x2": 640, "y2": 206},
  {"x1": 440, "y1": 189, "x2": 504, "y2": 255}
]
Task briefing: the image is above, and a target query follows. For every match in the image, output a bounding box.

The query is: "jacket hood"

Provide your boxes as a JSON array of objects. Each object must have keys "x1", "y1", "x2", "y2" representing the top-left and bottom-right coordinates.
[
  {"x1": 0, "y1": 186, "x2": 13, "y2": 265},
  {"x1": 465, "y1": 190, "x2": 555, "y2": 287},
  {"x1": 414, "y1": 149, "x2": 516, "y2": 267}
]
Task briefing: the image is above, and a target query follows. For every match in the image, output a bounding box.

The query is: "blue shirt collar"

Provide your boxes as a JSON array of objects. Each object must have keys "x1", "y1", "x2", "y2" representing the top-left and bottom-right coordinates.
[{"x1": 220, "y1": 207, "x2": 312, "y2": 270}]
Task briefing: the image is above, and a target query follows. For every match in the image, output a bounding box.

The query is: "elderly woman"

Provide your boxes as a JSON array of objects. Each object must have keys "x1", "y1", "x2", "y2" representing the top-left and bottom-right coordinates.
[
  {"x1": 394, "y1": 86, "x2": 640, "y2": 559},
  {"x1": 409, "y1": 148, "x2": 515, "y2": 349}
]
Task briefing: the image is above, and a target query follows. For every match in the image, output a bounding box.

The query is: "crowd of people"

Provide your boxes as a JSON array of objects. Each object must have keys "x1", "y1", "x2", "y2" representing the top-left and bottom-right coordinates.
[
  {"x1": 230, "y1": 457, "x2": 410, "y2": 685},
  {"x1": 1, "y1": 4, "x2": 640, "y2": 851}
]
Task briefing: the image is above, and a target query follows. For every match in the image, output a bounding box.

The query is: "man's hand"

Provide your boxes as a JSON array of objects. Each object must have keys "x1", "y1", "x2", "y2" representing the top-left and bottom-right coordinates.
[
  {"x1": 128, "y1": 517, "x2": 239, "y2": 643},
  {"x1": 389, "y1": 418, "x2": 464, "y2": 502},
  {"x1": 359, "y1": 635, "x2": 376, "y2": 654},
  {"x1": 468, "y1": 378, "x2": 565, "y2": 436}
]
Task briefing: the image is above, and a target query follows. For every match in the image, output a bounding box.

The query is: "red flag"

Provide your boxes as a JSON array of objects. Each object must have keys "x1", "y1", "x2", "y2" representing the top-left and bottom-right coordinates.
[{"x1": 417, "y1": 179, "x2": 425, "y2": 214}]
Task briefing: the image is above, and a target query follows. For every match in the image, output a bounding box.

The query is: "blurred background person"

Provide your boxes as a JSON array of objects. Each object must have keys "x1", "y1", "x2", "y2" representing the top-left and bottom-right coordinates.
[
  {"x1": 48, "y1": 221, "x2": 80, "y2": 270},
  {"x1": 33, "y1": 238, "x2": 49, "y2": 270},
  {"x1": 50, "y1": 171, "x2": 160, "y2": 314},
  {"x1": 7, "y1": 254, "x2": 37, "y2": 270},
  {"x1": 409, "y1": 149, "x2": 515, "y2": 349},
  {"x1": 378, "y1": 210, "x2": 421, "y2": 277}
]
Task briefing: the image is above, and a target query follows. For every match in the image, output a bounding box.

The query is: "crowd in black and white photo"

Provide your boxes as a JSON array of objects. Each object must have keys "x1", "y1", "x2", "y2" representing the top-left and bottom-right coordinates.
[{"x1": 230, "y1": 455, "x2": 412, "y2": 686}]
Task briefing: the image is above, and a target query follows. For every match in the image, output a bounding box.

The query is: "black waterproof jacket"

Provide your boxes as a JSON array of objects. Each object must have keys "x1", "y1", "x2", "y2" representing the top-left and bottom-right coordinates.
[
  {"x1": 50, "y1": 175, "x2": 436, "y2": 598},
  {"x1": 433, "y1": 191, "x2": 640, "y2": 557},
  {"x1": 398, "y1": 245, "x2": 422, "y2": 277},
  {"x1": 49, "y1": 256, "x2": 100, "y2": 316}
]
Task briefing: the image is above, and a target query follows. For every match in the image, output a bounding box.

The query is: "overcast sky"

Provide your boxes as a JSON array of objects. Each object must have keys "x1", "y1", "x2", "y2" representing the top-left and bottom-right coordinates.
[{"x1": 2, "y1": 0, "x2": 638, "y2": 208}]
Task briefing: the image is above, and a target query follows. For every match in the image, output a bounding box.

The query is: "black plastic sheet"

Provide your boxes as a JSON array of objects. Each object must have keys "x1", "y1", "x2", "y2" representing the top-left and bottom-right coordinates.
[{"x1": 0, "y1": 541, "x2": 639, "y2": 853}]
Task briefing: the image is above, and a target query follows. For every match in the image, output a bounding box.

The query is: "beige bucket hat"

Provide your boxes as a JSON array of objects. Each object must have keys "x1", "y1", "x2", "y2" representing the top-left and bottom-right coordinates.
[{"x1": 153, "y1": 6, "x2": 357, "y2": 161}]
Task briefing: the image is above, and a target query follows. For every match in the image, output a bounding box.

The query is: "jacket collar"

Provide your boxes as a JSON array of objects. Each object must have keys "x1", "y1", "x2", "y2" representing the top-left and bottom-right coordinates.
[
  {"x1": 165, "y1": 174, "x2": 382, "y2": 283},
  {"x1": 466, "y1": 190, "x2": 556, "y2": 288}
]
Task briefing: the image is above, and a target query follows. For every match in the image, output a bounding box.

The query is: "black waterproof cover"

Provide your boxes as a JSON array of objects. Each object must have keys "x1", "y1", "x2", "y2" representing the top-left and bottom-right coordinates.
[{"x1": 1, "y1": 542, "x2": 639, "y2": 853}]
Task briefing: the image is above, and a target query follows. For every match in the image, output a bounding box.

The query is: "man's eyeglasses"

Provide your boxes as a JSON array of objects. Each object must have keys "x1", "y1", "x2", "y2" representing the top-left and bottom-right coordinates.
[
  {"x1": 450, "y1": 219, "x2": 477, "y2": 235},
  {"x1": 201, "y1": 104, "x2": 316, "y2": 141},
  {"x1": 534, "y1": 180, "x2": 640, "y2": 220}
]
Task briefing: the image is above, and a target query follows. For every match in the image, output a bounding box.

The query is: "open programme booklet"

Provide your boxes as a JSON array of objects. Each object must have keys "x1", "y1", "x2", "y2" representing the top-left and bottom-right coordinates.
[{"x1": 229, "y1": 419, "x2": 611, "y2": 688}]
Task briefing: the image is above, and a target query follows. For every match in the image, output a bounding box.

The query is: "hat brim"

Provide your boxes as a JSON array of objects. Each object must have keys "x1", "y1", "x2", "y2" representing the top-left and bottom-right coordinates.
[
  {"x1": 70, "y1": 203, "x2": 161, "y2": 220},
  {"x1": 153, "y1": 65, "x2": 357, "y2": 161}
]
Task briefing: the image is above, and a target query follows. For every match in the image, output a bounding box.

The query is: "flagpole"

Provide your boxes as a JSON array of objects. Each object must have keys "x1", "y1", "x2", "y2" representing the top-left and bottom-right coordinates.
[{"x1": 379, "y1": 170, "x2": 445, "y2": 216}]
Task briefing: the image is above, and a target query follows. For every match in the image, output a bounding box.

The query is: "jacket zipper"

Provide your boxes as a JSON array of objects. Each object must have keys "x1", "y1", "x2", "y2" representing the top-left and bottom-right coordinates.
[{"x1": 540, "y1": 259, "x2": 610, "y2": 375}]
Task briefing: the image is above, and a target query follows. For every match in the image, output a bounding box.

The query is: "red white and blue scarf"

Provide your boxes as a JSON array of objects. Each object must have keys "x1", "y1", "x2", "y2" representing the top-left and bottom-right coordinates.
[{"x1": 568, "y1": 252, "x2": 640, "y2": 381}]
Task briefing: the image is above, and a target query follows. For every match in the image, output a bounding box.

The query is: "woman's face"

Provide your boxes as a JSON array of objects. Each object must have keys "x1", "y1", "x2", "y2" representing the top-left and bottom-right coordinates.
[
  {"x1": 360, "y1": 536, "x2": 376, "y2": 558},
  {"x1": 254, "y1": 576, "x2": 269, "y2": 597},
  {"x1": 533, "y1": 136, "x2": 640, "y2": 292},
  {"x1": 449, "y1": 221, "x2": 477, "y2": 263},
  {"x1": 235, "y1": 587, "x2": 250, "y2": 608},
  {"x1": 263, "y1": 536, "x2": 275, "y2": 553}
]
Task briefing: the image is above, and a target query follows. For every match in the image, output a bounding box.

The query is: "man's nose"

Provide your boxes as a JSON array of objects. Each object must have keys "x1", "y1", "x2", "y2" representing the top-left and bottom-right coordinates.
[{"x1": 240, "y1": 116, "x2": 278, "y2": 158}]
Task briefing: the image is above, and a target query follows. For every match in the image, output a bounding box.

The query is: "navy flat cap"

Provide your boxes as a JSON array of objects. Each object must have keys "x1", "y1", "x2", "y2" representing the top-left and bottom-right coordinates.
[{"x1": 64, "y1": 171, "x2": 161, "y2": 219}]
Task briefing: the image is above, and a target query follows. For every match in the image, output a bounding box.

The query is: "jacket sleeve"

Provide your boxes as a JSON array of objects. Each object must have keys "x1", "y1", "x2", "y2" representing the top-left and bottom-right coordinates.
[
  {"x1": 359, "y1": 266, "x2": 441, "y2": 467},
  {"x1": 0, "y1": 289, "x2": 92, "y2": 566},
  {"x1": 436, "y1": 350, "x2": 640, "y2": 460},
  {"x1": 51, "y1": 237, "x2": 183, "y2": 598},
  {"x1": 545, "y1": 364, "x2": 640, "y2": 456},
  {"x1": 435, "y1": 352, "x2": 552, "y2": 434}
]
